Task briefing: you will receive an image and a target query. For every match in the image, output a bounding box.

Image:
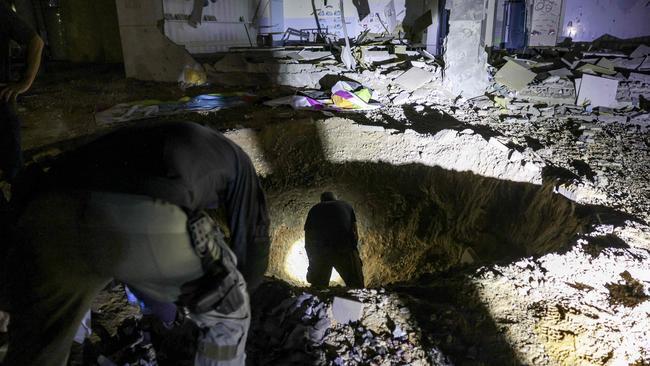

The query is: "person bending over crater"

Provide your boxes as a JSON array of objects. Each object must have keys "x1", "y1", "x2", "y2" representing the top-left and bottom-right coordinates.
[{"x1": 2, "y1": 121, "x2": 270, "y2": 366}]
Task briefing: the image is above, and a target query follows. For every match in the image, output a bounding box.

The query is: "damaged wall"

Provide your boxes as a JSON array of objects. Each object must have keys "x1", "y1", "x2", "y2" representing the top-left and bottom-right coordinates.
[
  {"x1": 562, "y1": 0, "x2": 650, "y2": 42},
  {"x1": 162, "y1": 0, "x2": 257, "y2": 53},
  {"x1": 115, "y1": 0, "x2": 200, "y2": 82},
  {"x1": 258, "y1": 0, "x2": 436, "y2": 47}
]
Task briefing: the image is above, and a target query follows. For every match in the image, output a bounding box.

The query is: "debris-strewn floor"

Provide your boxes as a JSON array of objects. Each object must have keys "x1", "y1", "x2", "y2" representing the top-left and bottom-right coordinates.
[{"x1": 1, "y1": 40, "x2": 649, "y2": 365}]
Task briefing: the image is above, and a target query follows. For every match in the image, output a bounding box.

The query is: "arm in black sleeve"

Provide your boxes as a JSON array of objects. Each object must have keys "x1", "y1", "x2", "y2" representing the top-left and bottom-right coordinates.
[{"x1": 225, "y1": 148, "x2": 270, "y2": 291}]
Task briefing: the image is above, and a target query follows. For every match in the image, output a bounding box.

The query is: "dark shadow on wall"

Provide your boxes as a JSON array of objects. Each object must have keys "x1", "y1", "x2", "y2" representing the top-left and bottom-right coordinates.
[{"x1": 246, "y1": 111, "x2": 642, "y2": 365}]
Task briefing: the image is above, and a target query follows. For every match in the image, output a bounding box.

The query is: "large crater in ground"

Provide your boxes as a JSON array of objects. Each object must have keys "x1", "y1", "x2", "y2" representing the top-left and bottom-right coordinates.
[{"x1": 226, "y1": 117, "x2": 594, "y2": 286}]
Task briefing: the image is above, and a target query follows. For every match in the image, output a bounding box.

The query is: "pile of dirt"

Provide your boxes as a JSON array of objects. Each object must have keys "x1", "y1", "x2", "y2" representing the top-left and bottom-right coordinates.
[{"x1": 605, "y1": 271, "x2": 650, "y2": 307}]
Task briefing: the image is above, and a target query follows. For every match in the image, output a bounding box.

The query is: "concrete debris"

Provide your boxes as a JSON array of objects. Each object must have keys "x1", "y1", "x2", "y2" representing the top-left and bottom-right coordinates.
[
  {"x1": 243, "y1": 282, "x2": 447, "y2": 365},
  {"x1": 576, "y1": 74, "x2": 619, "y2": 108},
  {"x1": 548, "y1": 67, "x2": 573, "y2": 78},
  {"x1": 577, "y1": 63, "x2": 617, "y2": 76},
  {"x1": 287, "y1": 50, "x2": 334, "y2": 61},
  {"x1": 393, "y1": 67, "x2": 437, "y2": 92},
  {"x1": 331, "y1": 297, "x2": 364, "y2": 324},
  {"x1": 361, "y1": 49, "x2": 396, "y2": 64},
  {"x1": 495, "y1": 60, "x2": 537, "y2": 91},
  {"x1": 629, "y1": 44, "x2": 650, "y2": 59}
]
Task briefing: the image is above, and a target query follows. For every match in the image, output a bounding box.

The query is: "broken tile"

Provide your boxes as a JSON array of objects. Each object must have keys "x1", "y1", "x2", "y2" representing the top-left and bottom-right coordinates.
[
  {"x1": 628, "y1": 73, "x2": 650, "y2": 84},
  {"x1": 394, "y1": 67, "x2": 436, "y2": 92},
  {"x1": 548, "y1": 68, "x2": 574, "y2": 78},
  {"x1": 392, "y1": 91, "x2": 411, "y2": 105},
  {"x1": 611, "y1": 57, "x2": 646, "y2": 70},
  {"x1": 577, "y1": 63, "x2": 616, "y2": 76},
  {"x1": 596, "y1": 58, "x2": 615, "y2": 71},
  {"x1": 332, "y1": 297, "x2": 364, "y2": 325},
  {"x1": 576, "y1": 74, "x2": 619, "y2": 108},
  {"x1": 629, "y1": 44, "x2": 650, "y2": 59},
  {"x1": 362, "y1": 50, "x2": 396, "y2": 63},
  {"x1": 495, "y1": 60, "x2": 537, "y2": 91}
]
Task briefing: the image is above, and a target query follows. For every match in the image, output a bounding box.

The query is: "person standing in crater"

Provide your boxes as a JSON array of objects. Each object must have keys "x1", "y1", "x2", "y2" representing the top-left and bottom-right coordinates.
[{"x1": 304, "y1": 192, "x2": 364, "y2": 288}]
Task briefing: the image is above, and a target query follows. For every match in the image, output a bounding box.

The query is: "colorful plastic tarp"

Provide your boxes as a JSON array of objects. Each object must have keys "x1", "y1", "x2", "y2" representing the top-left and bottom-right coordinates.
[
  {"x1": 264, "y1": 81, "x2": 381, "y2": 112},
  {"x1": 95, "y1": 93, "x2": 256, "y2": 124}
]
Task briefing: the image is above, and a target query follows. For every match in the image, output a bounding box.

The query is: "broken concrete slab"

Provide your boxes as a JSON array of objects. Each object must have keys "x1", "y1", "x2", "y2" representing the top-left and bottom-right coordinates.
[
  {"x1": 332, "y1": 297, "x2": 364, "y2": 325},
  {"x1": 576, "y1": 74, "x2": 619, "y2": 108},
  {"x1": 391, "y1": 91, "x2": 411, "y2": 105},
  {"x1": 612, "y1": 57, "x2": 646, "y2": 70},
  {"x1": 362, "y1": 49, "x2": 396, "y2": 63},
  {"x1": 394, "y1": 67, "x2": 436, "y2": 92},
  {"x1": 118, "y1": 25, "x2": 202, "y2": 82},
  {"x1": 596, "y1": 58, "x2": 616, "y2": 71},
  {"x1": 629, "y1": 44, "x2": 650, "y2": 59},
  {"x1": 639, "y1": 56, "x2": 650, "y2": 71},
  {"x1": 288, "y1": 50, "x2": 334, "y2": 61},
  {"x1": 577, "y1": 63, "x2": 617, "y2": 76},
  {"x1": 629, "y1": 73, "x2": 650, "y2": 84},
  {"x1": 495, "y1": 60, "x2": 537, "y2": 91},
  {"x1": 548, "y1": 68, "x2": 574, "y2": 78}
]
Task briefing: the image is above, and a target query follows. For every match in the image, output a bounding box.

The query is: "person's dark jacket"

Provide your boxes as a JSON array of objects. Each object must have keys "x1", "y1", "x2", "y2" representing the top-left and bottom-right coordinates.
[
  {"x1": 41, "y1": 121, "x2": 270, "y2": 288},
  {"x1": 0, "y1": 1, "x2": 36, "y2": 83},
  {"x1": 304, "y1": 200, "x2": 357, "y2": 249}
]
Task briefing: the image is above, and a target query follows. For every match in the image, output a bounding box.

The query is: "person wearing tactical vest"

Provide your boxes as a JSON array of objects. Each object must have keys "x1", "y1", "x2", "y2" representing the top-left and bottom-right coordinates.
[
  {"x1": 304, "y1": 192, "x2": 364, "y2": 288},
  {"x1": 2, "y1": 121, "x2": 270, "y2": 366}
]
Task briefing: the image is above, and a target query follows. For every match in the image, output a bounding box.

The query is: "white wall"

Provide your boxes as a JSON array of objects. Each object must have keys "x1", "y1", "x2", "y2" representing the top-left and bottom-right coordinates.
[
  {"x1": 163, "y1": 0, "x2": 257, "y2": 53},
  {"x1": 561, "y1": 0, "x2": 650, "y2": 41}
]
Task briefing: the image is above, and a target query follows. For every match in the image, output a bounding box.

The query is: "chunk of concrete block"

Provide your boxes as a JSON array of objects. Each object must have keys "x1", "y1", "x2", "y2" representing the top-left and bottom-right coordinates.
[
  {"x1": 332, "y1": 297, "x2": 364, "y2": 324},
  {"x1": 392, "y1": 91, "x2": 411, "y2": 105},
  {"x1": 630, "y1": 44, "x2": 650, "y2": 59},
  {"x1": 362, "y1": 50, "x2": 396, "y2": 63},
  {"x1": 495, "y1": 60, "x2": 537, "y2": 91},
  {"x1": 577, "y1": 63, "x2": 616, "y2": 76},
  {"x1": 576, "y1": 74, "x2": 619, "y2": 108},
  {"x1": 596, "y1": 58, "x2": 615, "y2": 71},
  {"x1": 288, "y1": 50, "x2": 334, "y2": 61},
  {"x1": 548, "y1": 68, "x2": 573, "y2": 78},
  {"x1": 612, "y1": 57, "x2": 645, "y2": 70},
  {"x1": 629, "y1": 73, "x2": 650, "y2": 83},
  {"x1": 394, "y1": 67, "x2": 436, "y2": 91}
]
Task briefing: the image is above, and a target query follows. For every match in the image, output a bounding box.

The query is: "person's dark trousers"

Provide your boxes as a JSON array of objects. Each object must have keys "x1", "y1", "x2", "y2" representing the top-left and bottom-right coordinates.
[
  {"x1": 0, "y1": 101, "x2": 23, "y2": 181},
  {"x1": 305, "y1": 242, "x2": 364, "y2": 288}
]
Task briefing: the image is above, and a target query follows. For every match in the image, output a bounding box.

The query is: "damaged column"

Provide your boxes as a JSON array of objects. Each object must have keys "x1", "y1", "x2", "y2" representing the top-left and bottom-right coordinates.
[{"x1": 442, "y1": 0, "x2": 490, "y2": 99}]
